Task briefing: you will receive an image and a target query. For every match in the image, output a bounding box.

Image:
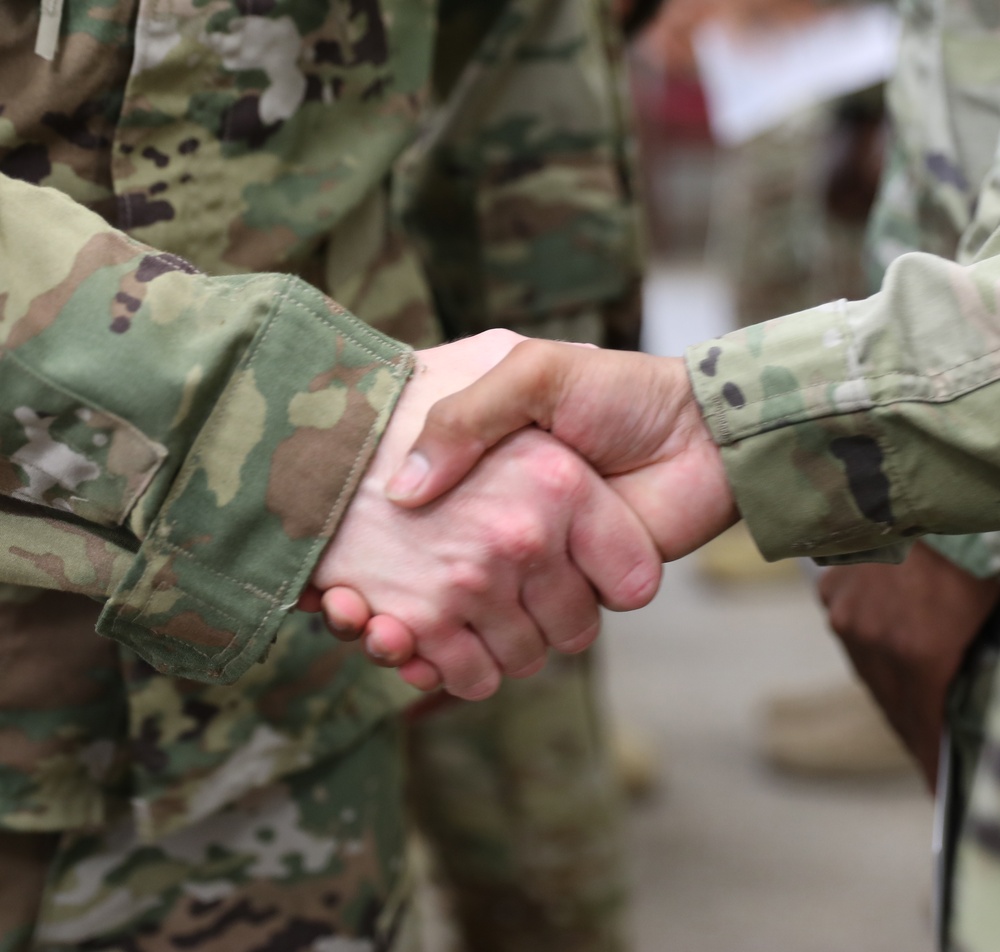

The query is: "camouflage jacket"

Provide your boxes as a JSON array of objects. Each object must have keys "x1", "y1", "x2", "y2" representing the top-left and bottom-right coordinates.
[
  {"x1": 686, "y1": 2, "x2": 1000, "y2": 949},
  {"x1": 687, "y1": 0, "x2": 1000, "y2": 566},
  {"x1": 0, "y1": 0, "x2": 642, "y2": 688},
  {"x1": 0, "y1": 0, "x2": 643, "y2": 856}
]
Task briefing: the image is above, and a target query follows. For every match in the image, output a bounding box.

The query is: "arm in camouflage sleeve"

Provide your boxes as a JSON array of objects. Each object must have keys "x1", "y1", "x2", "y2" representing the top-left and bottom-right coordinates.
[
  {"x1": 381, "y1": 240, "x2": 1000, "y2": 567},
  {"x1": 0, "y1": 173, "x2": 415, "y2": 684},
  {"x1": 684, "y1": 243, "x2": 1000, "y2": 562},
  {"x1": 0, "y1": 176, "x2": 663, "y2": 696}
]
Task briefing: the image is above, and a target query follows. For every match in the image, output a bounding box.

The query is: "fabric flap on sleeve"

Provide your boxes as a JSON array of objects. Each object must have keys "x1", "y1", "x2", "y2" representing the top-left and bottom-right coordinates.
[{"x1": 97, "y1": 278, "x2": 414, "y2": 684}]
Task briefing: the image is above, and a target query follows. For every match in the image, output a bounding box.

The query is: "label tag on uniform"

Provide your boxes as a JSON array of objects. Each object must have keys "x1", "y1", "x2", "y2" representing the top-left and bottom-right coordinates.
[{"x1": 35, "y1": 0, "x2": 65, "y2": 61}]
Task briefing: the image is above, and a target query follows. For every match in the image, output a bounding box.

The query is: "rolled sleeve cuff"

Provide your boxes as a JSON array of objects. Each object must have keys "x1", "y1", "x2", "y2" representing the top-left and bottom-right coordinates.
[
  {"x1": 684, "y1": 301, "x2": 920, "y2": 563},
  {"x1": 97, "y1": 277, "x2": 414, "y2": 683}
]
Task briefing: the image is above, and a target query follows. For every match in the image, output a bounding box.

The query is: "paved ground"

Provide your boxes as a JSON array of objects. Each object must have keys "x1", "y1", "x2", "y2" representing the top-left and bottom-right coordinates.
[{"x1": 603, "y1": 553, "x2": 935, "y2": 952}]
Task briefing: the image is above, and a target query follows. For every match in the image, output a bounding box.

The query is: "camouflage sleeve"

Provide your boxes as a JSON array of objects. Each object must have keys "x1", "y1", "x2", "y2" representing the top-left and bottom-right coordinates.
[
  {"x1": 0, "y1": 175, "x2": 414, "y2": 683},
  {"x1": 685, "y1": 247, "x2": 1000, "y2": 562}
]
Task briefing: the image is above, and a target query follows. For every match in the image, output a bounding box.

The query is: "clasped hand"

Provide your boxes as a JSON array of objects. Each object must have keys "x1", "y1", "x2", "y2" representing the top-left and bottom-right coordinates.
[{"x1": 301, "y1": 334, "x2": 738, "y2": 700}]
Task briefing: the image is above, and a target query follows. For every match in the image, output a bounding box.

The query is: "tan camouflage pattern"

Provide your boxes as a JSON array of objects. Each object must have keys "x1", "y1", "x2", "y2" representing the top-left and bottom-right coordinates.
[
  {"x1": 709, "y1": 106, "x2": 838, "y2": 329},
  {"x1": 398, "y1": 0, "x2": 645, "y2": 349},
  {"x1": 409, "y1": 652, "x2": 631, "y2": 952},
  {"x1": 31, "y1": 718, "x2": 416, "y2": 952},
  {"x1": 686, "y1": 2, "x2": 1000, "y2": 948},
  {"x1": 0, "y1": 177, "x2": 415, "y2": 681},
  {"x1": 0, "y1": 0, "x2": 642, "y2": 948}
]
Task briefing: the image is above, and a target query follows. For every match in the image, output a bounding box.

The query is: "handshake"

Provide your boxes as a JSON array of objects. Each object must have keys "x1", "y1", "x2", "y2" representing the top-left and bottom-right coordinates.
[{"x1": 300, "y1": 330, "x2": 740, "y2": 701}]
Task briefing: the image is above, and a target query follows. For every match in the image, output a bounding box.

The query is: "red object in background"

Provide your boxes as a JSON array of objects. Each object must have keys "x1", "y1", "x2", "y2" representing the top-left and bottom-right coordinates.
[
  {"x1": 631, "y1": 61, "x2": 714, "y2": 143},
  {"x1": 628, "y1": 53, "x2": 717, "y2": 253}
]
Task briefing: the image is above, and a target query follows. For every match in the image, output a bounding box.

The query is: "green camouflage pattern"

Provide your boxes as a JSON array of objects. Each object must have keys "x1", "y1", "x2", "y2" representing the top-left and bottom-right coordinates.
[
  {"x1": 710, "y1": 106, "x2": 838, "y2": 329},
  {"x1": 31, "y1": 718, "x2": 416, "y2": 951},
  {"x1": 399, "y1": 0, "x2": 644, "y2": 348},
  {"x1": 409, "y1": 652, "x2": 630, "y2": 952},
  {"x1": 686, "y1": 2, "x2": 1000, "y2": 948},
  {"x1": 0, "y1": 178, "x2": 415, "y2": 683},
  {"x1": 402, "y1": 10, "x2": 640, "y2": 949},
  {"x1": 0, "y1": 0, "x2": 642, "y2": 948}
]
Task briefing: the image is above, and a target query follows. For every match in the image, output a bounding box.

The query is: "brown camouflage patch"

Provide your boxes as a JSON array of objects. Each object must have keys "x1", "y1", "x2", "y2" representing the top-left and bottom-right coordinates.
[
  {"x1": 479, "y1": 193, "x2": 578, "y2": 244},
  {"x1": 7, "y1": 233, "x2": 139, "y2": 352},
  {"x1": 6, "y1": 549, "x2": 82, "y2": 593},
  {"x1": 159, "y1": 611, "x2": 237, "y2": 650},
  {"x1": 266, "y1": 393, "x2": 377, "y2": 540},
  {"x1": 224, "y1": 223, "x2": 301, "y2": 273}
]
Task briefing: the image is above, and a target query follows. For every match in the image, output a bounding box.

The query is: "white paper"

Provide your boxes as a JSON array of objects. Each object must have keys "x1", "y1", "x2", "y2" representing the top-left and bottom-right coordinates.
[{"x1": 694, "y1": 5, "x2": 901, "y2": 146}]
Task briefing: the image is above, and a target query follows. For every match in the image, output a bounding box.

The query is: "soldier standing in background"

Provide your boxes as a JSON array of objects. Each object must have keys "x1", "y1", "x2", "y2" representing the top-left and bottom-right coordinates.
[
  {"x1": 402, "y1": 3, "x2": 648, "y2": 950},
  {"x1": 639, "y1": 0, "x2": 918, "y2": 777},
  {"x1": 0, "y1": 1, "x2": 649, "y2": 949}
]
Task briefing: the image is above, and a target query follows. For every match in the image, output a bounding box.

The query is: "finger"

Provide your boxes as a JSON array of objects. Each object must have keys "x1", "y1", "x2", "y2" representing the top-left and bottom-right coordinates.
[
  {"x1": 363, "y1": 615, "x2": 419, "y2": 666},
  {"x1": 569, "y1": 474, "x2": 662, "y2": 612},
  {"x1": 320, "y1": 587, "x2": 375, "y2": 641},
  {"x1": 467, "y1": 600, "x2": 549, "y2": 678},
  {"x1": 816, "y1": 567, "x2": 844, "y2": 608},
  {"x1": 521, "y1": 561, "x2": 602, "y2": 655},
  {"x1": 297, "y1": 584, "x2": 323, "y2": 613},
  {"x1": 399, "y1": 657, "x2": 444, "y2": 693},
  {"x1": 386, "y1": 340, "x2": 571, "y2": 507},
  {"x1": 413, "y1": 626, "x2": 504, "y2": 701}
]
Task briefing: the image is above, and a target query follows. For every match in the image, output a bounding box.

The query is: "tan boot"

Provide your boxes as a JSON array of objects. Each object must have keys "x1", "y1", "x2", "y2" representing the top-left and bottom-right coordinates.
[
  {"x1": 757, "y1": 680, "x2": 915, "y2": 778},
  {"x1": 613, "y1": 726, "x2": 660, "y2": 801}
]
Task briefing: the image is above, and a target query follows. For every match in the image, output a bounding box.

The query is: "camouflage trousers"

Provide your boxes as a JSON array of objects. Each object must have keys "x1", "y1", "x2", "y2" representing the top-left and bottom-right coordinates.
[
  {"x1": 409, "y1": 651, "x2": 630, "y2": 952},
  {"x1": 0, "y1": 596, "x2": 414, "y2": 952},
  {"x1": 708, "y1": 99, "x2": 878, "y2": 329},
  {"x1": 0, "y1": 591, "x2": 630, "y2": 952}
]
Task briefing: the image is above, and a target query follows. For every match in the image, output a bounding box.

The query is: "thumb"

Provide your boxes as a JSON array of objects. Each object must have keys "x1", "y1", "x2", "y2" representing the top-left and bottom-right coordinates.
[{"x1": 386, "y1": 340, "x2": 570, "y2": 507}]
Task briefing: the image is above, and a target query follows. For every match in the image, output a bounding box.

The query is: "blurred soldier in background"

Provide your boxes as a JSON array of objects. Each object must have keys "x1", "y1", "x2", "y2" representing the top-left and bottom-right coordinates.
[{"x1": 636, "y1": 0, "x2": 915, "y2": 778}]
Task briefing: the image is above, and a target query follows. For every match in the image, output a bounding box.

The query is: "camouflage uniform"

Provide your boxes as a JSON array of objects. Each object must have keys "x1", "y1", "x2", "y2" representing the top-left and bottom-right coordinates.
[
  {"x1": 709, "y1": 105, "x2": 837, "y2": 328},
  {"x1": 403, "y1": 7, "x2": 640, "y2": 948},
  {"x1": 0, "y1": 0, "x2": 643, "y2": 949},
  {"x1": 685, "y1": 2, "x2": 1000, "y2": 948}
]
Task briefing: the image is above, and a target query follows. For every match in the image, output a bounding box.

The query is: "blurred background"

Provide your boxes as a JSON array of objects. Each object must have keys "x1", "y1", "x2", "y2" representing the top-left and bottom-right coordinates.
[{"x1": 604, "y1": 2, "x2": 936, "y2": 950}]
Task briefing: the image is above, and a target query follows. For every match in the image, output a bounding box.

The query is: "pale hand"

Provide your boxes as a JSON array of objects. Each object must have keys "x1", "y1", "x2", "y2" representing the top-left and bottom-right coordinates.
[
  {"x1": 338, "y1": 340, "x2": 738, "y2": 686},
  {"x1": 306, "y1": 334, "x2": 663, "y2": 700}
]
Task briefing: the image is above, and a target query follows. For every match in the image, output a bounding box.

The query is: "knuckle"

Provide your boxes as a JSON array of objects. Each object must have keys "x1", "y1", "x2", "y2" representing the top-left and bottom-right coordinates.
[
  {"x1": 522, "y1": 441, "x2": 585, "y2": 501},
  {"x1": 448, "y1": 560, "x2": 492, "y2": 596},
  {"x1": 511, "y1": 337, "x2": 553, "y2": 368},
  {"x1": 828, "y1": 608, "x2": 880, "y2": 649},
  {"x1": 494, "y1": 514, "x2": 548, "y2": 562},
  {"x1": 825, "y1": 601, "x2": 852, "y2": 637},
  {"x1": 425, "y1": 398, "x2": 472, "y2": 440}
]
